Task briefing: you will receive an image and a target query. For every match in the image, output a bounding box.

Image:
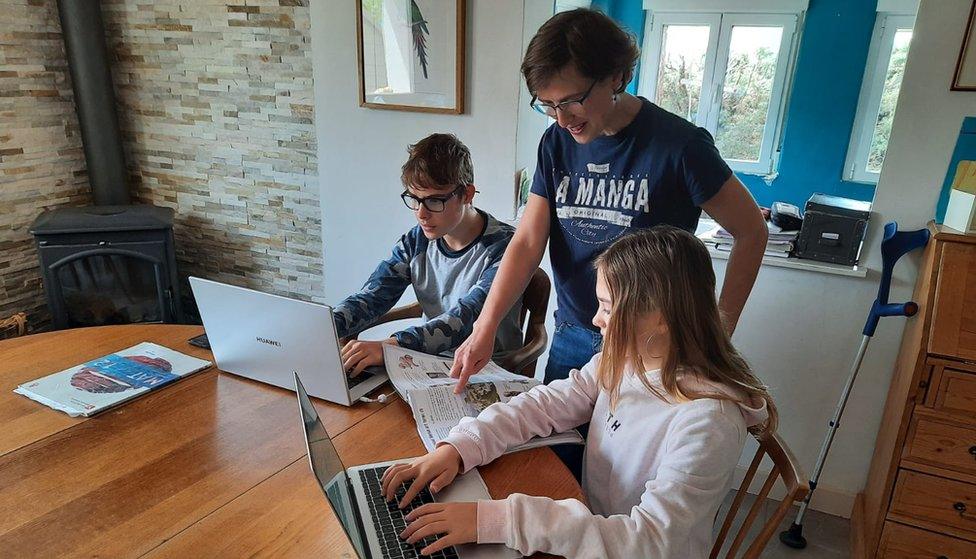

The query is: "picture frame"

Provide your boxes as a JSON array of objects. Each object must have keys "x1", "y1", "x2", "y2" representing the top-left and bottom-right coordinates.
[
  {"x1": 355, "y1": 0, "x2": 466, "y2": 114},
  {"x1": 952, "y1": 1, "x2": 976, "y2": 91}
]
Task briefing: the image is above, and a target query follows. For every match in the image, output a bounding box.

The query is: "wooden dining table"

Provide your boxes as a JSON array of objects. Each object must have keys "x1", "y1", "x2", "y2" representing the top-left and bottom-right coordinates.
[{"x1": 0, "y1": 324, "x2": 584, "y2": 558}]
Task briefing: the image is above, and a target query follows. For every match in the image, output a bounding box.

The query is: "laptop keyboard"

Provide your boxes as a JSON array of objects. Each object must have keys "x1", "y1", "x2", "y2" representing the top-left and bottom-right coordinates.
[
  {"x1": 347, "y1": 367, "x2": 384, "y2": 389},
  {"x1": 359, "y1": 466, "x2": 460, "y2": 559},
  {"x1": 347, "y1": 371, "x2": 371, "y2": 389}
]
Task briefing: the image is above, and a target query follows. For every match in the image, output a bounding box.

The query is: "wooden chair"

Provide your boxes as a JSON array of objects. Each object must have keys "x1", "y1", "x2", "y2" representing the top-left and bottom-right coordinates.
[
  {"x1": 0, "y1": 312, "x2": 27, "y2": 340},
  {"x1": 359, "y1": 268, "x2": 551, "y2": 377},
  {"x1": 711, "y1": 431, "x2": 810, "y2": 559}
]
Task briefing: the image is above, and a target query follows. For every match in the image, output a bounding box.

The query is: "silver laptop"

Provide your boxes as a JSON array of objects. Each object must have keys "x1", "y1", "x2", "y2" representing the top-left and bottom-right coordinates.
[
  {"x1": 295, "y1": 373, "x2": 517, "y2": 559},
  {"x1": 189, "y1": 277, "x2": 389, "y2": 406}
]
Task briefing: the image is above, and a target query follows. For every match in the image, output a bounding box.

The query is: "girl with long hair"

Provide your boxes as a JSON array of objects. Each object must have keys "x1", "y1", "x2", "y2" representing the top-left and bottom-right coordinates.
[{"x1": 382, "y1": 226, "x2": 776, "y2": 558}]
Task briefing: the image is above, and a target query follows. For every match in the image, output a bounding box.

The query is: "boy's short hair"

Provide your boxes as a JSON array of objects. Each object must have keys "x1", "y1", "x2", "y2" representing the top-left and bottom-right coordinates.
[
  {"x1": 401, "y1": 133, "x2": 474, "y2": 191},
  {"x1": 521, "y1": 8, "x2": 639, "y2": 95}
]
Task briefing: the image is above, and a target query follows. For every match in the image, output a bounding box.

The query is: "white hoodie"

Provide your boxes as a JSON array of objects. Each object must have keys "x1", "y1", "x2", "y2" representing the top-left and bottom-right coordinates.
[{"x1": 441, "y1": 353, "x2": 768, "y2": 559}]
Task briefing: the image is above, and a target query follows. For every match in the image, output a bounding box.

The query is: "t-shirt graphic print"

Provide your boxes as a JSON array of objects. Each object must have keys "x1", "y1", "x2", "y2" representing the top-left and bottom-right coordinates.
[{"x1": 531, "y1": 98, "x2": 732, "y2": 328}]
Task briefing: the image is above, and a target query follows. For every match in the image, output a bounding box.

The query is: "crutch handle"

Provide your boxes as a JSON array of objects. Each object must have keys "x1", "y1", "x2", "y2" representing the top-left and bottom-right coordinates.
[
  {"x1": 862, "y1": 222, "x2": 929, "y2": 336},
  {"x1": 863, "y1": 301, "x2": 918, "y2": 335}
]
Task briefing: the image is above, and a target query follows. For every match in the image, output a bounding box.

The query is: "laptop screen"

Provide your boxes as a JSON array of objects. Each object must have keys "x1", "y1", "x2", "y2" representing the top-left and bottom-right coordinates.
[{"x1": 295, "y1": 373, "x2": 367, "y2": 559}]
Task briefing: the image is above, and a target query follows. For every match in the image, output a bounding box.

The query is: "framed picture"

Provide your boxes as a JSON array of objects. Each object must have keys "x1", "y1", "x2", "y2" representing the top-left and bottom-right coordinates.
[
  {"x1": 952, "y1": 1, "x2": 976, "y2": 91},
  {"x1": 356, "y1": 0, "x2": 466, "y2": 113}
]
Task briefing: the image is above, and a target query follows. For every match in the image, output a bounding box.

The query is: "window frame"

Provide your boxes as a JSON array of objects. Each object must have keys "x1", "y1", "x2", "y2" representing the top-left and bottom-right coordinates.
[
  {"x1": 843, "y1": 13, "x2": 915, "y2": 185},
  {"x1": 638, "y1": 11, "x2": 800, "y2": 176},
  {"x1": 638, "y1": 12, "x2": 722, "y2": 129}
]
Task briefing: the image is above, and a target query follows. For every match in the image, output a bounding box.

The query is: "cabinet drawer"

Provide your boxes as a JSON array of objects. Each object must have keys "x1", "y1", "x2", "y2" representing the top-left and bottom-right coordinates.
[
  {"x1": 926, "y1": 368, "x2": 976, "y2": 416},
  {"x1": 879, "y1": 521, "x2": 976, "y2": 558},
  {"x1": 904, "y1": 416, "x2": 976, "y2": 477},
  {"x1": 929, "y1": 243, "x2": 976, "y2": 361},
  {"x1": 891, "y1": 470, "x2": 976, "y2": 537}
]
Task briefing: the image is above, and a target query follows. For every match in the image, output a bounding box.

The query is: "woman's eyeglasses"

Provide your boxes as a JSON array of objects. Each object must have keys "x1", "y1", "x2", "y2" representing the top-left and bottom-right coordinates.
[
  {"x1": 530, "y1": 79, "x2": 599, "y2": 118},
  {"x1": 401, "y1": 185, "x2": 466, "y2": 213}
]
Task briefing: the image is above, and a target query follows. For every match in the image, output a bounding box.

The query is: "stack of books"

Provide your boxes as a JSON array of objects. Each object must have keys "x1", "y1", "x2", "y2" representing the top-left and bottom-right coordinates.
[{"x1": 698, "y1": 220, "x2": 798, "y2": 259}]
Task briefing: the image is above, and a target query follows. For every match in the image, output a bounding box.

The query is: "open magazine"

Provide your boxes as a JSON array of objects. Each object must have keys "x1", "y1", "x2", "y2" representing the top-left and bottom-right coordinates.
[
  {"x1": 382, "y1": 344, "x2": 583, "y2": 453},
  {"x1": 14, "y1": 342, "x2": 212, "y2": 417}
]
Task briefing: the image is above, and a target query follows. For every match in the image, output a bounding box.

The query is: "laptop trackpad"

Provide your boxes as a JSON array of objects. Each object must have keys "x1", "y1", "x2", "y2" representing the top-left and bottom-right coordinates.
[
  {"x1": 436, "y1": 470, "x2": 521, "y2": 559},
  {"x1": 435, "y1": 470, "x2": 490, "y2": 503}
]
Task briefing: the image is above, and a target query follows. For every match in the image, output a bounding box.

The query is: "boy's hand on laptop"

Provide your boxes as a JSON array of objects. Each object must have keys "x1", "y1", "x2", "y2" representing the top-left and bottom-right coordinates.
[
  {"x1": 449, "y1": 323, "x2": 495, "y2": 394},
  {"x1": 381, "y1": 444, "x2": 462, "y2": 508},
  {"x1": 401, "y1": 501, "x2": 477, "y2": 555},
  {"x1": 341, "y1": 338, "x2": 397, "y2": 377}
]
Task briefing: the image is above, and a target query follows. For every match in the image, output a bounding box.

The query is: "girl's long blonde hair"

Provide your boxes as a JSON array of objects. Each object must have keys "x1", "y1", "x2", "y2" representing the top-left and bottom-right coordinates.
[{"x1": 595, "y1": 226, "x2": 777, "y2": 434}]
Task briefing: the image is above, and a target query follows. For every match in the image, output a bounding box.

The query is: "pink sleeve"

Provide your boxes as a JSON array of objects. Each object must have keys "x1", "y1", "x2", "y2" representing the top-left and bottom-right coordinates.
[{"x1": 439, "y1": 355, "x2": 600, "y2": 473}]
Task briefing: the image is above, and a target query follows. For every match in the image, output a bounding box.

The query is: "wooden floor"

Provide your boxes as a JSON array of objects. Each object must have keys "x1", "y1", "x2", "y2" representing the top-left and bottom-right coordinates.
[{"x1": 714, "y1": 491, "x2": 851, "y2": 559}]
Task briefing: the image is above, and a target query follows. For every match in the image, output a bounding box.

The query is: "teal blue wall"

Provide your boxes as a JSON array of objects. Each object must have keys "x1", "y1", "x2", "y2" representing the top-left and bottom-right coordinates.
[
  {"x1": 739, "y1": 0, "x2": 878, "y2": 208},
  {"x1": 591, "y1": 0, "x2": 646, "y2": 94},
  {"x1": 600, "y1": 0, "x2": 881, "y2": 208}
]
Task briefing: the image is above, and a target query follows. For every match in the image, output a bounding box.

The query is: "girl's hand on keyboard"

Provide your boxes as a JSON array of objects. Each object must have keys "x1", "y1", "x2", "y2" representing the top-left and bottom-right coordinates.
[
  {"x1": 381, "y1": 445, "x2": 463, "y2": 508},
  {"x1": 401, "y1": 502, "x2": 477, "y2": 555}
]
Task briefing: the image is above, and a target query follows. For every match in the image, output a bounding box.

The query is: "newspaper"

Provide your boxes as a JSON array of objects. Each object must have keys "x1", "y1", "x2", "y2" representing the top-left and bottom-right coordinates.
[
  {"x1": 383, "y1": 345, "x2": 584, "y2": 453},
  {"x1": 14, "y1": 342, "x2": 212, "y2": 417}
]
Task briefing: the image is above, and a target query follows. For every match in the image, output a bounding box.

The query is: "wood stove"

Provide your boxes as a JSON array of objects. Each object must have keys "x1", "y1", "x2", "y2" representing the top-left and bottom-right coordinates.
[
  {"x1": 31, "y1": 206, "x2": 183, "y2": 329},
  {"x1": 29, "y1": 1, "x2": 185, "y2": 329}
]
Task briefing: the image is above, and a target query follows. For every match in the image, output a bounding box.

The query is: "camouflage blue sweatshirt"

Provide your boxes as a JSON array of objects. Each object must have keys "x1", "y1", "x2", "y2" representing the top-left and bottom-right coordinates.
[{"x1": 333, "y1": 210, "x2": 522, "y2": 358}]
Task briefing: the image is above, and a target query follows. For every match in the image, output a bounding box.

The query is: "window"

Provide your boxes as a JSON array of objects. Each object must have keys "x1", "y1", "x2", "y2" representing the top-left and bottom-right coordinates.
[
  {"x1": 638, "y1": 11, "x2": 800, "y2": 175},
  {"x1": 844, "y1": 13, "x2": 914, "y2": 184}
]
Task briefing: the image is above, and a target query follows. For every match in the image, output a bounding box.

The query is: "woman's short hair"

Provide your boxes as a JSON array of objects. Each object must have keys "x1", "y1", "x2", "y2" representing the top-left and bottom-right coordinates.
[{"x1": 521, "y1": 8, "x2": 640, "y2": 95}]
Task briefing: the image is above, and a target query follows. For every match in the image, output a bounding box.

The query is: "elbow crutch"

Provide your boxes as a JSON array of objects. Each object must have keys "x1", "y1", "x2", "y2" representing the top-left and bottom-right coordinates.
[{"x1": 779, "y1": 222, "x2": 930, "y2": 549}]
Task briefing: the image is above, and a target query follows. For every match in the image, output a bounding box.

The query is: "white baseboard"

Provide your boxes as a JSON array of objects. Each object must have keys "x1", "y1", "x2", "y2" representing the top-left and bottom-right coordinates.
[{"x1": 732, "y1": 465, "x2": 856, "y2": 519}]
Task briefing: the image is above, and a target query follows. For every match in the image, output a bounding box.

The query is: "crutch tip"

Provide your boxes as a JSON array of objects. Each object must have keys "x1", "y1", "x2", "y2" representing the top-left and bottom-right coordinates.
[{"x1": 779, "y1": 523, "x2": 808, "y2": 549}]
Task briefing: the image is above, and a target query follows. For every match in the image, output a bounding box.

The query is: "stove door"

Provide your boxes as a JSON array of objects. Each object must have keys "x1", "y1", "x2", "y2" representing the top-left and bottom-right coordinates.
[{"x1": 40, "y1": 240, "x2": 175, "y2": 329}]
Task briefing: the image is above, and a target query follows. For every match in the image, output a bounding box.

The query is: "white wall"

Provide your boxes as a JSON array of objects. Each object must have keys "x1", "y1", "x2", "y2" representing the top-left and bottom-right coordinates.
[
  {"x1": 311, "y1": 0, "x2": 976, "y2": 519},
  {"x1": 725, "y1": 0, "x2": 976, "y2": 517},
  {"x1": 311, "y1": 0, "x2": 526, "y2": 305}
]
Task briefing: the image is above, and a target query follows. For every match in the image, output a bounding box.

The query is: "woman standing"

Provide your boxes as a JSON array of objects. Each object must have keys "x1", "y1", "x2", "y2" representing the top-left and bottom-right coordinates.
[{"x1": 452, "y1": 9, "x2": 767, "y2": 395}]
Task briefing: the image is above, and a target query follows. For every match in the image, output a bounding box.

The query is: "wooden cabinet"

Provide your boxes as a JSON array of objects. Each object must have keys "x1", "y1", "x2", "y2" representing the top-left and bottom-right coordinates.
[
  {"x1": 890, "y1": 470, "x2": 976, "y2": 539},
  {"x1": 929, "y1": 243, "x2": 976, "y2": 361},
  {"x1": 903, "y1": 413, "x2": 976, "y2": 477},
  {"x1": 856, "y1": 224, "x2": 976, "y2": 558},
  {"x1": 924, "y1": 366, "x2": 976, "y2": 416},
  {"x1": 878, "y1": 521, "x2": 976, "y2": 558}
]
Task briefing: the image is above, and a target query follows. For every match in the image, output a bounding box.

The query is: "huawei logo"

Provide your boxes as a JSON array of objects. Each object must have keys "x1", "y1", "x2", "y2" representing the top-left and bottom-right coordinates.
[{"x1": 256, "y1": 336, "x2": 282, "y2": 347}]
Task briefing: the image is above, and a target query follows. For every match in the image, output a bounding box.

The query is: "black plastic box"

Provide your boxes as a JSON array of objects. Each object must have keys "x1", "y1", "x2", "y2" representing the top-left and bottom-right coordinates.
[{"x1": 795, "y1": 194, "x2": 872, "y2": 266}]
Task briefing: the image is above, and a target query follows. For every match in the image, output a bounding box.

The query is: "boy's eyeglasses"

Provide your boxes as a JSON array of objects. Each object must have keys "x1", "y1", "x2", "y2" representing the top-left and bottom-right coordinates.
[
  {"x1": 401, "y1": 185, "x2": 467, "y2": 213},
  {"x1": 530, "y1": 79, "x2": 599, "y2": 118}
]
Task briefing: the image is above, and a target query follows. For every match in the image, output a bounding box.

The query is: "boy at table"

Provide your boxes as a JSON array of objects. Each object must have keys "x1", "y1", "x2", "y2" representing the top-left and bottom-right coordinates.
[{"x1": 333, "y1": 133, "x2": 522, "y2": 376}]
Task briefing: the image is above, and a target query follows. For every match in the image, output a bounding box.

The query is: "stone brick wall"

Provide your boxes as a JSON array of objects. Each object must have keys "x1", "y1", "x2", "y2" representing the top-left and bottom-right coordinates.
[
  {"x1": 102, "y1": 0, "x2": 323, "y2": 309},
  {"x1": 0, "y1": 0, "x2": 91, "y2": 332},
  {"x1": 0, "y1": 0, "x2": 322, "y2": 332}
]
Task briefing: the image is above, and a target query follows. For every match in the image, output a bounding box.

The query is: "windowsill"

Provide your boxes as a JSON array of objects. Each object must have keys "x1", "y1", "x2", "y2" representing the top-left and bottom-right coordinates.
[
  {"x1": 707, "y1": 246, "x2": 869, "y2": 278},
  {"x1": 697, "y1": 218, "x2": 868, "y2": 278},
  {"x1": 844, "y1": 176, "x2": 881, "y2": 186},
  {"x1": 731, "y1": 167, "x2": 775, "y2": 178}
]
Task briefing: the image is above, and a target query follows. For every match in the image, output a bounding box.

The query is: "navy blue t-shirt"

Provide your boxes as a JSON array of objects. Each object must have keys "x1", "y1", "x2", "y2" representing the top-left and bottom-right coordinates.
[{"x1": 530, "y1": 98, "x2": 732, "y2": 329}]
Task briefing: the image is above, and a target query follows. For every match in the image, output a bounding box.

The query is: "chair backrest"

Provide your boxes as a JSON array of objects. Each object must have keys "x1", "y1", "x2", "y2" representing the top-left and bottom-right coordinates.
[
  {"x1": 510, "y1": 267, "x2": 551, "y2": 376},
  {"x1": 711, "y1": 431, "x2": 809, "y2": 559},
  {"x1": 0, "y1": 312, "x2": 27, "y2": 340},
  {"x1": 367, "y1": 268, "x2": 551, "y2": 377}
]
